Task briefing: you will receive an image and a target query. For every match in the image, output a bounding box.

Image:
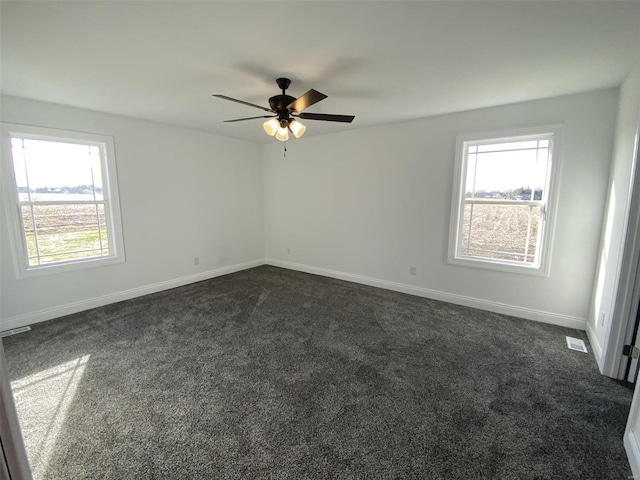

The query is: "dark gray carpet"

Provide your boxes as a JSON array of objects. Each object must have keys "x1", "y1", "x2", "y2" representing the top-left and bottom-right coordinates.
[{"x1": 3, "y1": 265, "x2": 633, "y2": 479}]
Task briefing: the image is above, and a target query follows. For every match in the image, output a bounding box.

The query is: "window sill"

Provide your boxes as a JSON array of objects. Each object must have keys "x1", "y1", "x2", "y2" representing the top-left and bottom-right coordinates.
[
  {"x1": 15, "y1": 255, "x2": 125, "y2": 279},
  {"x1": 448, "y1": 255, "x2": 549, "y2": 277}
]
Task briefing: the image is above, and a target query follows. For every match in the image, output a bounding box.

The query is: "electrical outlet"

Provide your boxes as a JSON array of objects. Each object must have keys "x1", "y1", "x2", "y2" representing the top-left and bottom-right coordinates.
[
  {"x1": 287, "y1": 248, "x2": 291, "y2": 255},
  {"x1": 410, "y1": 266, "x2": 417, "y2": 276},
  {"x1": 194, "y1": 257, "x2": 200, "y2": 265}
]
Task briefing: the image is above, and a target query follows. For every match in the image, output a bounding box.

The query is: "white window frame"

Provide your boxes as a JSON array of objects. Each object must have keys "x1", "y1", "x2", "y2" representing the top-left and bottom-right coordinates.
[
  {"x1": 448, "y1": 125, "x2": 563, "y2": 276},
  {"x1": 1, "y1": 123, "x2": 126, "y2": 278}
]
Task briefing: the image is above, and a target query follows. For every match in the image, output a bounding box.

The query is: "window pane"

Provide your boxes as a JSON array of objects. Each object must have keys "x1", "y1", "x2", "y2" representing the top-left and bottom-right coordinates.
[
  {"x1": 465, "y1": 145, "x2": 549, "y2": 199},
  {"x1": 461, "y1": 203, "x2": 540, "y2": 263},
  {"x1": 30, "y1": 204, "x2": 110, "y2": 264},
  {"x1": 97, "y1": 204, "x2": 109, "y2": 250},
  {"x1": 465, "y1": 153, "x2": 477, "y2": 196},
  {"x1": 477, "y1": 140, "x2": 539, "y2": 153},
  {"x1": 89, "y1": 146, "x2": 104, "y2": 200},
  {"x1": 20, "y1": 139, "x2": 99, "y2": 202},
  {"x1": 11, "y1": 140, "x2": 30, "y2": 201},
  {"x1": 21, "y1": 207, "x2": 38, "y2": 265}
]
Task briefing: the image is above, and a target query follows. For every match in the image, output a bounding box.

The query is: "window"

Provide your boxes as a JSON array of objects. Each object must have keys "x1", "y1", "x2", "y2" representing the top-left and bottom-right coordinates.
[
  {"x1": 1, "y1": 124, "x2": 125, "y2": 277},
  {"x1": 448, "y1": 126, "x2": 562, "y2": 275}
]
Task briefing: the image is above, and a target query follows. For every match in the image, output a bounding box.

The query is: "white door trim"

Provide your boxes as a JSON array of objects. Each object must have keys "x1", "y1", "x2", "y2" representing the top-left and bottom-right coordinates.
[
  {"x1": 602, "y1": 117, "x2": 640, "y2": 379},
  {"x1": 625, "y1": 379, "x2": 640, "y2": 477},
  {"x1": 0, "y1": 340, "x2": 33, "y2": 479}
]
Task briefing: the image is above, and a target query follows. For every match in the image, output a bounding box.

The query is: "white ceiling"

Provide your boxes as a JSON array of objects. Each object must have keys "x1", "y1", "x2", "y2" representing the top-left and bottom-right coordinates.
[{"x1": 1, "y1": 1, "x2": 639, "y2": 143}]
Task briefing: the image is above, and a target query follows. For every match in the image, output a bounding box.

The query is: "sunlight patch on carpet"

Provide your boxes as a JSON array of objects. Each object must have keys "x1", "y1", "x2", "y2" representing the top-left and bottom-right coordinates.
[{"x1": 10, "y1": 355, "x2": 90, "y2": 479}]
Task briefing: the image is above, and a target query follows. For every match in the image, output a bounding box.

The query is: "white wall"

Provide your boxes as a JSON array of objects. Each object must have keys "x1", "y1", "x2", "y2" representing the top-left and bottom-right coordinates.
[
  {"x1": 0, "y1": 89, "x2": 621, "y2": 334},
  {"x1": 0, "y1": 96, "x2": 265, "y2": 330},
  {"x1": 264, "y1": 89, "x2": 618, "y2": 329},
  {"x1": 589, "y1": 62, "x2": 640, "y2": 371}
]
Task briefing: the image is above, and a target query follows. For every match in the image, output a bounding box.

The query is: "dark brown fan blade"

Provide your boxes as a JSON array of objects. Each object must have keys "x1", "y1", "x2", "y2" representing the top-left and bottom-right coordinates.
[
  {"x1": 286, "y1": 89, "x2": 327, "y2": 112},
  {"x1": 297, "y1": 112, "x2": 355, "y2": 123},
  {"x1": 224, "y1": 116, "x2": 276, "y2": 123},
  {"x1": 213, "y1": 95, "x2": 273, "y2": 112}
]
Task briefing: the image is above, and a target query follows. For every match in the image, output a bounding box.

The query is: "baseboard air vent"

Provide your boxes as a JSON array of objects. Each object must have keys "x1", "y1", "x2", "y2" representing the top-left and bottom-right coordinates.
[
  {"x1": 566, "y1": 336, "x2": 588, "y2": 353},
  {"x1": 1, "y1": 326, "x2": 31, "y2": 338}
]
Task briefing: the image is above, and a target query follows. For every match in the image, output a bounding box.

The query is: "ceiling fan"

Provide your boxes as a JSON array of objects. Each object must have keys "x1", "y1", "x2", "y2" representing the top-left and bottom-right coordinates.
[{"x1": 213, "y1": 78, "x2": 355, "y2": 141}]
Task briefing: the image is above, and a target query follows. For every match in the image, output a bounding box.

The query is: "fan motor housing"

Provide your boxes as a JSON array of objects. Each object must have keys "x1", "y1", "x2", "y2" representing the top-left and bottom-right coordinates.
[{"x1": 269, "y1": 95, "x2": 296, "y2": 113}]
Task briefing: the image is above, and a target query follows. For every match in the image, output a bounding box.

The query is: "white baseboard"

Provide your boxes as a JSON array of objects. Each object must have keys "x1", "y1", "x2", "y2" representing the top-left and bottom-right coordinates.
[
  {"x1": 0, "y1": 259, "x2": 265, "y2": 332},
  {"x1": 586, "y1": 322, "x2": 604, "y2": 371},
  {"x1": 265, "y1": 258, "x2": 587, "y2": 330},
  {"x1": 2, "y1": 257, "x2": 587, "y2": 334}
]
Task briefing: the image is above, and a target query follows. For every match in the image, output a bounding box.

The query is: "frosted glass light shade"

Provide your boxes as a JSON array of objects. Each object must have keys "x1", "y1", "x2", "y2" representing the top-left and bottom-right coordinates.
[
  {"x1": 263, "y1": 118, "x2": 279, "y2": 136},
  {"x1": 289, "y1": 119, "x2": 306, "y2": 138},
  {"x1": 275, "y1": 127, "x2": 289, "y2": 142}
]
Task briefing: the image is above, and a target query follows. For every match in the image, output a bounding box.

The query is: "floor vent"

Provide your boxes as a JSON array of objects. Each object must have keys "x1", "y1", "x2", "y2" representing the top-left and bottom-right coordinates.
[
  {"x1": 1, "y1": 326, "x2": 31, "y2": 338},
  {"x1": 566, "y1": 336, "x2": 588, "y2": 353}
]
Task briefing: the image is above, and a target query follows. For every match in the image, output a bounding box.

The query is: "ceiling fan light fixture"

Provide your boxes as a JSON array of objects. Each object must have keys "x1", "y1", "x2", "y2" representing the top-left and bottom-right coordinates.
[
  {"x1": 214, "y1": 78, "x2": 355, "y2": 143},
  {"x1": 275, "y1": 126, "x2": 289, "y2": 142},
  {"x1": 263, "y1": 118, "x2": 279, "y2": 136},
  {"x1": 289, "y1": 119, "x2": 306, "y2": 139}
]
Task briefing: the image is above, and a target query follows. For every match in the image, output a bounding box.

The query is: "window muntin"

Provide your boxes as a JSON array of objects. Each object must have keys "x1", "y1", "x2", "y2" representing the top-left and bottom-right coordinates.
[
  {"x1": 2, "y1": 124, "x2": 125, "y2": 277},
  {"x1": 449, "y1": 127, "x2": 561, "y2": 275}
]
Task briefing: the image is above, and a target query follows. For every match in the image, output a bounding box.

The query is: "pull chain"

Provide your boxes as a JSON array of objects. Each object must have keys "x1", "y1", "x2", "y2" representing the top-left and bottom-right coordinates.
[{"x1": 284, "y1": 141, "x2": 287, "y2": 158}]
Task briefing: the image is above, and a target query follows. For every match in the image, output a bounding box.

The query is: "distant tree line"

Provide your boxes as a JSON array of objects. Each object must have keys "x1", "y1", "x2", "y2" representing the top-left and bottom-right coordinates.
[
  {"x1": 18, "y1": 185, "x2": 103, "y2": 194},
  {"x1": 465, "y1": 187, "x2": 543, "y2": 200}
]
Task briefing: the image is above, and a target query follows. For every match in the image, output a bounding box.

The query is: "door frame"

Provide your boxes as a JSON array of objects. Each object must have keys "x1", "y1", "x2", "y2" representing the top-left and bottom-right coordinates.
[
  {"x1": 602, "y1": 117, "x2": 640, "y2": 380},
  {"x1": 0, "y1": 340, "x2": 32, "y2": 480},
  {"x1": 625, "y1": 379, "x2": 640, "y2": 476}
]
